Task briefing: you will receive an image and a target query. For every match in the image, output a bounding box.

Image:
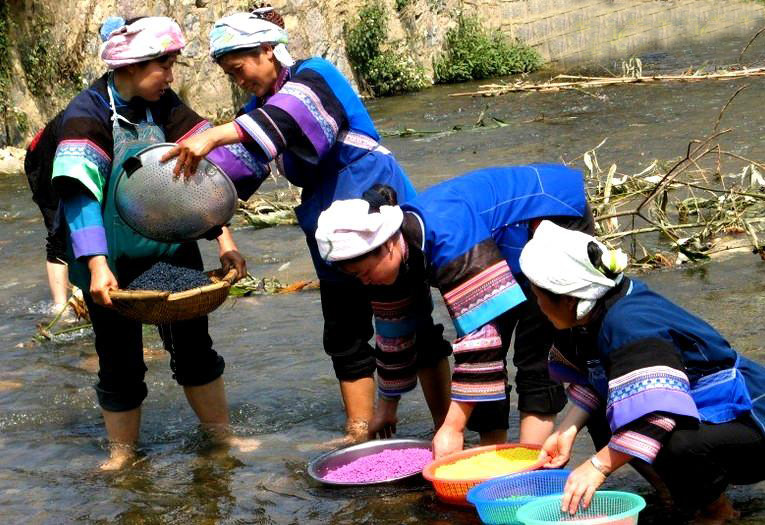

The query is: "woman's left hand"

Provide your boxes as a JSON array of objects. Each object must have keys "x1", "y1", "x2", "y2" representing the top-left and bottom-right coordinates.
[
  {"x1": 161, "y1": 131, "x2": 217, "y2": 177},
  {"x1": 561, "y1": 460, "x2": 607, "y2": 515},
  {"x1": 220, "y1": 250, "x2": 247, "y2": 283}
]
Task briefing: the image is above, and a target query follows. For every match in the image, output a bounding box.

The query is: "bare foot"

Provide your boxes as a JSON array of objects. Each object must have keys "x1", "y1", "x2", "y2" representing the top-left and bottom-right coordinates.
[
  {"x1": 227, "y1": 436, "x2": 261, "y2": 453},
  {"x1": 344, "y1": 419, "x2": 369, "y2": 444},
  {"x1": 99, "y1": 444, "x2": 136, "y2": 471},
  {"x1": 692, "y1": 495, "x2": 740, "y2": 525}
]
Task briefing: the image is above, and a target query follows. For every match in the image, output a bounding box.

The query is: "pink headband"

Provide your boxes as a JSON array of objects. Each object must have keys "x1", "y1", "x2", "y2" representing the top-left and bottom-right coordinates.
[{"x1": 100, "y1": 16, "x2": 185, "y2": 69}]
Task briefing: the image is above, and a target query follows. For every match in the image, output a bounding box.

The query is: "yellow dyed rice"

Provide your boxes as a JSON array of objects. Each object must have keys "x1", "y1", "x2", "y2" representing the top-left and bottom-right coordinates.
[{"x1": 435, "y1": 447, "x2": 539, "y2": 480}]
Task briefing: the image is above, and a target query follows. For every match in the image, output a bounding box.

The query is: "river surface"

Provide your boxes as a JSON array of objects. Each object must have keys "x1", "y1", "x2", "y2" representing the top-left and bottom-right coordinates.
[{"x1": 2, "y1": 32, "x2": 765, "y2": 524}]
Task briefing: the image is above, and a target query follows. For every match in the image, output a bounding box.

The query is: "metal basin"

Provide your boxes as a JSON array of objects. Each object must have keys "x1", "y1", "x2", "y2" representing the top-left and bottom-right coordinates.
[
  {"x1": 114, "y1": 143, "x2": 238, "y2": 242},
  {"x1": 307, "y1": 438, "x2": 432, "y2": 486}
]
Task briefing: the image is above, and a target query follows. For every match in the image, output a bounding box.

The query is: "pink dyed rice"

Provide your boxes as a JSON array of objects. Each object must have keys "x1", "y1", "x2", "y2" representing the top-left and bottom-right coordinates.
[{"x1": 322, "y1": 447, "x2": 433, "y2": 483}]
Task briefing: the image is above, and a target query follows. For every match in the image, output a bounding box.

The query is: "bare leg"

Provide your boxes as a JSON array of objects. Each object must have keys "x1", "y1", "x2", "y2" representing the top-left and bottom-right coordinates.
[
  {"x1": 417, "y1": 357, "x2": 451, "y2": 430},
  {"x1": 183, "y1": 376, "x2": 260, "y2": 452},
  {"x1": 339, "y1": 376, "x2": 375, "y2": 443},
  {"x1": 46, "y1": 260, "x2": 69, "y2": 306},
  {"x1": 519, "y1": 412, "x2": 556, "y2": 445},
  {"x1": 480, "y1": 429, "x2": 508, "y2": 445},
  {"x1": 100, "y1": 407, "x2": 140, "y2": 471}
]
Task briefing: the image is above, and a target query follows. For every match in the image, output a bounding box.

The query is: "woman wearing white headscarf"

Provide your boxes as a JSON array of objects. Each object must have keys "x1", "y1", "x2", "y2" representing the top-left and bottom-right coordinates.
[
  {"x1": 161, "y1": 6, "x2": 452, "y2": 443},
  {"x1": 520, "y1": 221, "x2": 765, "y2": 524}
]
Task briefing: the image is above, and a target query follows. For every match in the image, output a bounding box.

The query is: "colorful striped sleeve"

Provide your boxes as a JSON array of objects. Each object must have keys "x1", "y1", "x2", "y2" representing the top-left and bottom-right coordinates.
[
  {"x1": 450, "y1": 321, "x2": 507, "y2": 403},
  {"x1": 51, "y1": 140, "x2": 111, "y2": 204},
  {"x1": 567, "y1": 384, "x2": 601, "y2": 413},
  {"x1": 61, "y1": 191, "x2": 107, "y2": 259},
  {"x1": 234, "y1": 67, "x2": 348, "y2": 165},
  {"x1": 608, "y1": 412, "x2": 677, "y2": 463}
]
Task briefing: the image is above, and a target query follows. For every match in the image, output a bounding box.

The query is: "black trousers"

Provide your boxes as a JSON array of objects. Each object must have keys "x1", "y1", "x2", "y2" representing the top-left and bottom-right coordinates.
[
  {"x1": 467, "y1": 208, "x2": 596, "y2": 433},
  {"x1": 587, "y1": 412, "x2": 765, "y2": 509},
  {"x1": 319, "y1": 273, "x2": 452, "y2": 381},
  {"x1": 84, "y1": 243, "x2": 225, "y2": 412}
]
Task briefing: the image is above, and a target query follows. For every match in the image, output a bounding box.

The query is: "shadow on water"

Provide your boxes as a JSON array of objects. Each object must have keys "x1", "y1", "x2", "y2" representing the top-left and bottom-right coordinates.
[{"x1": 2, "y1": 31, "x2": 765, "y2": 524}]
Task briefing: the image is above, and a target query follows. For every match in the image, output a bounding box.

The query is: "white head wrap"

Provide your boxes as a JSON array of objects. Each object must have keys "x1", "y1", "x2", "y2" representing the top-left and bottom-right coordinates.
[
  {"x1": 209, "y1": 10, "x2": 295, "y2": 67},
  {"x1": 519, "y1": 220, "x2": 629, "y2": 319},
  {"x1": 315, "y1": 199, "x2": 404, "y2": 262}
]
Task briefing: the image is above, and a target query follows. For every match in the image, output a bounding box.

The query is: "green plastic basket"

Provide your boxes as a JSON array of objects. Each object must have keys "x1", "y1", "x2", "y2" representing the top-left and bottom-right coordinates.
[{"x1": 515, "y1": 491, "x2": 646, "y2": 525}]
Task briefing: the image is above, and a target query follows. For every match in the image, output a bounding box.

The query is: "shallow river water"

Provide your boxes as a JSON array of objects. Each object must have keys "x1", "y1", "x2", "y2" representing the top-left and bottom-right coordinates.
[{"x1": 2, "y1": 32, "x2": 765, "y2": 524}]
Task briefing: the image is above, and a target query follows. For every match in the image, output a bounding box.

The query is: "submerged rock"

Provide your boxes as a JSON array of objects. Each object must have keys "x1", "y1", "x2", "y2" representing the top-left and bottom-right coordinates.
[{"x1": 0, "y1": 147, "x2": 25, "y2": 176}]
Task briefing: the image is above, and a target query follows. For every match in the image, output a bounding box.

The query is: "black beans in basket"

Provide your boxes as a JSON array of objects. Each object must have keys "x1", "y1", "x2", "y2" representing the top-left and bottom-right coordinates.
[{"x1": 127, "y1": 262, "x2": 211, "y2": 292}]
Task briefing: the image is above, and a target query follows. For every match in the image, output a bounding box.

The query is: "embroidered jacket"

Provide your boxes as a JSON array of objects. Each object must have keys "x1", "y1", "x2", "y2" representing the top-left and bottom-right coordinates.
[
  {"x1": 394, "y1": 164, "x2": 588, "y2": 402},
  {"x1": 550, "y1": 277, "x2": 765, "y2": 463}
]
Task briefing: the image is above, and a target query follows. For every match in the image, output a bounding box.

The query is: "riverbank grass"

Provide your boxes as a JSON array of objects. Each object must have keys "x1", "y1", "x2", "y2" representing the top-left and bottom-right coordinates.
[
  {"x1": 344, "y1": 1, "x2": 426, "y2": 96},
  {"x1": 434, "y1": 14, "x2": 542, "y2": 84}
]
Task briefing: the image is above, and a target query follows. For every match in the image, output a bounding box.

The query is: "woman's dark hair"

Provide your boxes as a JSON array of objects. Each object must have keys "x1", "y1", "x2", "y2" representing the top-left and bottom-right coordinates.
[
  {"x1": 250, "y1": 3, "x2": 285, "y2": 28},
  {"x1": 362, "y1": 184, "x2": 398, "y2": 213},
  {"x1": 587, "y1": 241, "x2": 620, "y2": 279}
]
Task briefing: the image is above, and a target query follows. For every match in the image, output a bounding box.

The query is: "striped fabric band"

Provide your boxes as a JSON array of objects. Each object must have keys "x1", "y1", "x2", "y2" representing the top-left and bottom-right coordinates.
[
  {"x1": 645, "y1": 414, "x2": 677, "y2": 432},
  {"x1": 567, "y1": 384, "x2": 601, "y2": 413},
  {"x1": 52, "y1": 140, "x2": 112, "y2": 203},
  {"x1": 443, "y1": 260, "x2": 525, "y2": 337},
  {"x1": 608, "y1": 430, "x2": 662, "y2": 463},
  {"x1": 267, "y1": 81, "x2": 338, "y2": 157},
  {"x1": 176, "y1": 119, "x2": 209, "y2": 143},
  {"x1": 337, "y1": 130, "x2": 379, "y2": 151},
  {"x1": 451, "y1": 380, "x2": 507, "y2": 402},
  {"x1": 451, "y1": 322, "x2": 507, "y2": 402},
  {"x1": 235, "y1": 112, "x2": 278, "y2": 160},
  {"x1": 61, "y1": 192, "x2": 108, "y2": 258},
  {"x1": 372, "y1": 296, "x2": 419, "y2": 398},
  {"x1": 607, "y1": 365, "x2": 696, "y2": 432}
]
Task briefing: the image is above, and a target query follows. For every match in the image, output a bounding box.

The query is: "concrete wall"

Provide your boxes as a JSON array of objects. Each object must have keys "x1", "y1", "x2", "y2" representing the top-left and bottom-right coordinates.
[{"x1": 464, "y1": 0, "x2": 765, "y2": 66}]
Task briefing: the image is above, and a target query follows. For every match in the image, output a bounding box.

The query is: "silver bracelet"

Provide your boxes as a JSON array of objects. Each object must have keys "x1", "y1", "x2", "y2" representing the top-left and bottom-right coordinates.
[{"x1": 589, "y1": 455, "x2": 611, "y2": 477}]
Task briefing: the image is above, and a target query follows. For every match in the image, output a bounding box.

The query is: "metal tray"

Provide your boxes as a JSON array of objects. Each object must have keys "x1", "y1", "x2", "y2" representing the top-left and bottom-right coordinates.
[{"x1": 307, "y1": 438, "x2": 432, "y2": 486}]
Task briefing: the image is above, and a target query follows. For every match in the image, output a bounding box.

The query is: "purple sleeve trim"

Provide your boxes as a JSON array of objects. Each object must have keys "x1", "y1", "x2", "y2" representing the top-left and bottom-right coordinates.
[
  {"x1": 206, "y1": 144, "x2": 270, "y2": 201},
  {"x1": 71, "y1": 226, "x2": 108, "y2": 259},
  {"x1": 268, "y1": 93, "x2": 330, "y2": 158},
  {"x1": 606, "y1": 390, "x2": 698, "y2": 433}
]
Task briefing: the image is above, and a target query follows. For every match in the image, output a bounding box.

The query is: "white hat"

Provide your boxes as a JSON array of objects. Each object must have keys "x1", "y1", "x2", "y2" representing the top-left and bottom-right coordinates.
[
  {"x1": 519, "y1": 220, "x2": 628, "y2": 319},
  {"x1": 315, "y1": 199, "x2": 404, "y2": 262}
]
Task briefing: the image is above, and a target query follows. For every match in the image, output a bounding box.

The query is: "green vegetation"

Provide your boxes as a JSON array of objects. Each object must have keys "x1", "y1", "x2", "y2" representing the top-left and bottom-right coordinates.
[
  {"x1": 433, "y1": 14, "x2": 542, "y2": 84},
  {"x1": 344, "y1": 0, "x2": 426, "y2": 97},
  {"x1": 0, "y1": 2, "x2": 13, "y2": 144},
  {"x1": 18, "y1": 9, "x2": 83, "y2": 99}
]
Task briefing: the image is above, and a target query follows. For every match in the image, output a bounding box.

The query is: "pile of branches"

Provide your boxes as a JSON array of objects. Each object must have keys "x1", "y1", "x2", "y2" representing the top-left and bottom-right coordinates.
[
  {"x1": 237, "y1": 188, "x2": 299, "y2": 229},
  {"x1": 582, "y1": 88, "x2": 765, "y2": 269},
  {"x1": 449, "y1": 64, "x2": 765, "y2": 98}
]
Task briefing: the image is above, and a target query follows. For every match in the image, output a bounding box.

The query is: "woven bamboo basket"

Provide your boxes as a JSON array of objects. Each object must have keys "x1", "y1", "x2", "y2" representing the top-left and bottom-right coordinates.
[{"x1": 108, "y1": 268, "x2": 237, "y2": 324}]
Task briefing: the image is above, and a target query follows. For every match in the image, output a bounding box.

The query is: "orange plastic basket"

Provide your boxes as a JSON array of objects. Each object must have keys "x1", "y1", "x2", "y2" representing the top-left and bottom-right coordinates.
[{"x1": 422, "y1": 443, "x2": 544, "y2": 506}]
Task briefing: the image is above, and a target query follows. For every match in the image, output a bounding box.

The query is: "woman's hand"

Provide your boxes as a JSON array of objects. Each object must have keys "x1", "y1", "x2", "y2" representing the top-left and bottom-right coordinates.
[
  {"x1": 216, "y1": 226, "x2": 246, "y2": 282},
  {"x1": 220, "y1": 250, "x2": 247, "y2": 283},
  {"x1": 368, "y1": 397, "x2": 399, "y2": 439},
  {"x1": 540, "y1": 426, "x2": 578, "y2": 468},
  {"x1": 432, "y1": 423, "x2": 464, "y2": 459},
  {"x1": 161, "y1": 131, "x2": 218, "y2": 177},
  {"x1": 87, "y1": 256, "x2": 118, "y2": 307},
  {"x1": 561, "y1": 460, "x2": 607, "y2": 514},
  {"x1": 161, "y1": 122, "x2": 243, "y2": 177}
]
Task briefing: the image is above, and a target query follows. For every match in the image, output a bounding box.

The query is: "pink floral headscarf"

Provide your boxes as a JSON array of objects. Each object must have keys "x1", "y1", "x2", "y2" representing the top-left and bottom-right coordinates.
[{"x1": 100, "y1": 16, "x2": 186, "y2": 69}]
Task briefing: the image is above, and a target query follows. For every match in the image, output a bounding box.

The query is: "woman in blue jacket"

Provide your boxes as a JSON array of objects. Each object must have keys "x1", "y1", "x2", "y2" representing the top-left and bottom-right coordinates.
[
  {"x1": 519, "y1": 220, "x2": 765, "y2": 524},
  {"x1": 314, "y1": 164, "x2": 593, "y2": 456},
  {"x1": 162, "y1": 7, "x2": 452, "y2": 442}
]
